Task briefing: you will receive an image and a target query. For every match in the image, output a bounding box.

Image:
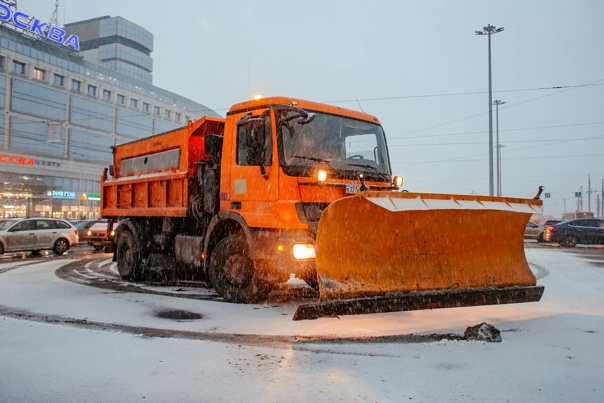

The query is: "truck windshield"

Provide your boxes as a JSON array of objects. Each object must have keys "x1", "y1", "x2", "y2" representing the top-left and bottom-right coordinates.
[{"x1": 276, "y1": 109, "x2": 391, "y2": 181}]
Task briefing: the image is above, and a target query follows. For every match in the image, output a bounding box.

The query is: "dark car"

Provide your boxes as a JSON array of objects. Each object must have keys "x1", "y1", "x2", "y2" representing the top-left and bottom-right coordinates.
[
  {"x1": 73, "y1": 220, "x2": 100, "y2": 242},
  {"x1": 537, "y1": 219, "x2": 563, "y2": 242},
  {"x1": 542, "y1": 218, "x2": 604, "y2": 247},
  {"x1": 86, "y1": 219, "x2": 112, "y2": 252}
]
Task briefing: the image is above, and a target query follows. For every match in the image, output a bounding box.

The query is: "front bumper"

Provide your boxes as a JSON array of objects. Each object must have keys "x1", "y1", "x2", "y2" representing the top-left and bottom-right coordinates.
[{"x1": 252, "y1": 229, "x2": 316, "y2": 283}]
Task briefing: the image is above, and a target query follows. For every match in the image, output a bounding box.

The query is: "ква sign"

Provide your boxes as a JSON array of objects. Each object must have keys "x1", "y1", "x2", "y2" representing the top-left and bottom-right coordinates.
[{"x1": 0, "y1": 5, "x2": 80, "y2": 50}]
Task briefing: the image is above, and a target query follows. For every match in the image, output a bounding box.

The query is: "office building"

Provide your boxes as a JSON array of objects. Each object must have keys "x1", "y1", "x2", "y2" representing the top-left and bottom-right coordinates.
[{"x1": 0, "y1": 7, "x2": 218, "y2": 219}]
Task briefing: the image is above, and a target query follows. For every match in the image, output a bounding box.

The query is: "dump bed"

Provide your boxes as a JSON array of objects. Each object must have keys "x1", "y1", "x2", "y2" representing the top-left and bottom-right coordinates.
[{"x1": 101, "y1": 117, "x2": 225, "y2": 218}]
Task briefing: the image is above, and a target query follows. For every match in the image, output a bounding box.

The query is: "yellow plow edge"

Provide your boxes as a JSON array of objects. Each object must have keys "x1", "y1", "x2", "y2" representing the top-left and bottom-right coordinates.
[{"x1": 314, "y1": 191, "x2": 543, "y2": 301}]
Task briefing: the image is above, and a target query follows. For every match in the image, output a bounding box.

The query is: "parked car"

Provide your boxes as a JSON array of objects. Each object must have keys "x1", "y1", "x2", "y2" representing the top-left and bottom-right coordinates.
[
  {"x1": 537, "y1": 219, "x2": 563, "y2": 242},
  {"x1": 86, "y1": 219, "x2": 112, "y2": 252},
  {"x1": 0, "y1": 218, "x2": 79, "y2": 256},
  {"x1": 524, "y1": 221, "x2": 541, "y2": 240},
  {"x1": 74, "y1": 220, "x2": 102, "y2": 243},
  {"x1": 542, "y1": 218, "x2": 604, "y2": 247}
]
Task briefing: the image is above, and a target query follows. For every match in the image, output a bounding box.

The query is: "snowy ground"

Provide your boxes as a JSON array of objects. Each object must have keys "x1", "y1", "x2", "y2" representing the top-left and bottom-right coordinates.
[{"x1": 0, "y1": 246, "x2": 603, "y2": 402}]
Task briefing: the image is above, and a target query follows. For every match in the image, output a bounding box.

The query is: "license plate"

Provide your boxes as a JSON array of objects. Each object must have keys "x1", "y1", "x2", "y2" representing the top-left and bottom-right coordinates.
[{"x1": 345, "y1": 184, "x2": 360, "y2": 194}]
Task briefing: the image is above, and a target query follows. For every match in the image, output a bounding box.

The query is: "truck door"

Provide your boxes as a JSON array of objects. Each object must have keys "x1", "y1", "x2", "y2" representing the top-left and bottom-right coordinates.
[{"x1": 228, "y1": 109, "x2": 279, "y2": 226}]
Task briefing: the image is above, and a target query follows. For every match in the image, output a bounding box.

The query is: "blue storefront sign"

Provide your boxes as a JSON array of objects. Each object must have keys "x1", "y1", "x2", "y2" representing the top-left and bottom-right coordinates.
[
  {"x1": 0, "y1": 5, "x2": 80, "y2": 50},
  {"x1": 48, "y1": 190, "x2": 76, "y2": 199}
]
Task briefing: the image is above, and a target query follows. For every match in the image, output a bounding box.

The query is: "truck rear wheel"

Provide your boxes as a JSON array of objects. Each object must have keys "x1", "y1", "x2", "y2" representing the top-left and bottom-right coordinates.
[
  {"x1": 116, "y1": 231, "x2": 141, "y2": 280},
  {"x1": 208, "y1": 234, "x2": 270, "y2": 303}
]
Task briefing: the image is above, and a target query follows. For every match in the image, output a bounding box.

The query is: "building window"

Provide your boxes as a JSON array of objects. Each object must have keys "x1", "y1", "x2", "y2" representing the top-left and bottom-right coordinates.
[
  {"x1": 71, "y1": 80, "x2": 81, "y2": 92},
  {"x1": 53, "y1": 74, "x2": 64, "y2": 87},
  {"x1": 164, "y1": 109, "x2": 171, "y2": 120},
  {"x1": 103, "y1": 89, "x2": 111, "y2": 101},
  {"x1": 13, "y1": 60, "x2": 25, "y2": 75},
  {"x1": 154, "y1": 106, "x2": 161, "y2": 116},
  {"x1": 130, "y1": 98, "x2": 138, "y2": 109},
  {"x1": 117, "y1": 94, "x2": 125, "y2": 105},
  {"x1": 34, "y1": 67, "x2": 46, "y2": 81},
  {"x1": 142, "y1": 102, "x2": 150, "y2": 113},
  {"x1": 88, "y1": 85, "x2": 97, "y2": 97},
  {"x1": 175, "y1": 112, "x2": 181, "y2": 122},
  {"x1": 185, "y1": 115, "x2": 191, "y2": 123},
  {"x1": 0, "y1": 55, "x2": 4, "y2": 69}
]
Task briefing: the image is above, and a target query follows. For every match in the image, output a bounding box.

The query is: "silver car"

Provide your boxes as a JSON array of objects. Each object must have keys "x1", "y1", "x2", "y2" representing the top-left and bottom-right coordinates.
[{"x1": 0, "y1": 218, "x2": 79, "y2": 256}]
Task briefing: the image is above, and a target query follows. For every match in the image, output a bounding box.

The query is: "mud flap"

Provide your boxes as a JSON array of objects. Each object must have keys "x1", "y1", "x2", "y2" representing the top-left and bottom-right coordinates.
[{"x1": 299, "y1": 191, "x2": 544, "y2": 320}]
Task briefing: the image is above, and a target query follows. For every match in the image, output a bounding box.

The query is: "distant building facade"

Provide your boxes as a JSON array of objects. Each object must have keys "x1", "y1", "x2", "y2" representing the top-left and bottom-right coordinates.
[{"x1": 0, "y1": 8, "x2": 218, "y2": 219}]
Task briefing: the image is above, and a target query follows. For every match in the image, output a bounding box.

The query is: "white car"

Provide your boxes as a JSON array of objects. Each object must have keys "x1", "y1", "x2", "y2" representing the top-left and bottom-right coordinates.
[{"x1": 0, "y1": 218, "x2": 79, "y2": 256}]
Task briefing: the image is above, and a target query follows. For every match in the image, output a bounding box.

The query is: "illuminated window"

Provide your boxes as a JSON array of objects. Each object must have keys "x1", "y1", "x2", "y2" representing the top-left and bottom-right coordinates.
[{"x1": 34, "y1": 68, "x2": 46, "y2": 81}]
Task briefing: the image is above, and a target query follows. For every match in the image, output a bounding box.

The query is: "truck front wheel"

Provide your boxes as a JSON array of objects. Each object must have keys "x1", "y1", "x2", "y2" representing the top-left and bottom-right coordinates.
[
  {"x1": 208, "y1": 234, "x2": 270, "y2": 303},
  {"x1": 116, "y1": 231, "x2": 141, "y2": 280}
]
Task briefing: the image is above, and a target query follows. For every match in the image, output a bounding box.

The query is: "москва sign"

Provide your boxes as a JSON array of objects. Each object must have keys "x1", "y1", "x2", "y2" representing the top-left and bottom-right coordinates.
[{"x1": 0, "y1": 4, "x2": 79, "y2": 50}]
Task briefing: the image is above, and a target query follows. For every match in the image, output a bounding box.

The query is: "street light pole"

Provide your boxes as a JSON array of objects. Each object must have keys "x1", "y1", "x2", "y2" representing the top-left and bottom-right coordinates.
[
  {"x1": 476, "y1": 24, "x2": 504, "y2": 196},
  {"x1": 494, "y1": 100, "x2": 505, "y2": 196}
]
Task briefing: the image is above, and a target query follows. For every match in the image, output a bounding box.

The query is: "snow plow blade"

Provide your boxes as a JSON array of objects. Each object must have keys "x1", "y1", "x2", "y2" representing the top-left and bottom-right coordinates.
[{"x1": 296, "y1": 191, "x2": 544, "y2": 320}]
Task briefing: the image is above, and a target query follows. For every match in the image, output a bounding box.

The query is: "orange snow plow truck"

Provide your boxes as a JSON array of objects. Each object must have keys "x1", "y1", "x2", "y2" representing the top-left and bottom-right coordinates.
[{"x1": 101, "y1": 97, "x2": 544, "y2": 320}]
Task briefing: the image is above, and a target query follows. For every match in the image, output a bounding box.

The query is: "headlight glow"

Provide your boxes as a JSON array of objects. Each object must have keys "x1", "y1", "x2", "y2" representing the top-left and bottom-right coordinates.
[
  {"x1": 393, "y1": 176, "x2": 404, "y2": 187},
  {"x1": 292, "y1": 243, "x2": 316, "y2": 260},
  {"x1": 313, "y1": 169, "x2": 327, "y2": 182}
]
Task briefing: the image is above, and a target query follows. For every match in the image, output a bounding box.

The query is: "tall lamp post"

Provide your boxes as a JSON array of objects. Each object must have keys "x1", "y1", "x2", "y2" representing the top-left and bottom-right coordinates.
[
  {"x1": 493, "y1": 100, "x2": 505, "y2": 196},
  {"x1": 476, "y1": 24, "x2": 504, "y2": 196}
]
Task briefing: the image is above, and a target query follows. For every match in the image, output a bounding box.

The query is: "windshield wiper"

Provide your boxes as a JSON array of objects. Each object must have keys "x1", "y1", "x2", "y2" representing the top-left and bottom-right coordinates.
[
  {"x1": 347, "y1": 163, "x2": 390, "y2": 182},
  {"x1": 290, "y1": 155, "x2": 333, "y2": 165}
]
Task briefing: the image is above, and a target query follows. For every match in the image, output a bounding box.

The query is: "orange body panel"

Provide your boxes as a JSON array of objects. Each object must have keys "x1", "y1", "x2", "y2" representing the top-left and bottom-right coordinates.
[
  {"x1": 229, "y1": 97, "x2": 380, "y2": 124},
  {"x1": 101, "y1": 117, "x2": 225, "y2": 218}
]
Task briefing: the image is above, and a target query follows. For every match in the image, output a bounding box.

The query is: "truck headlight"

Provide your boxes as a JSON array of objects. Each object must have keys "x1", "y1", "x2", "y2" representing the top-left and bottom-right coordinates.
[{"x1": 292, "y1": 243, "x2": 316, "y2": 260}]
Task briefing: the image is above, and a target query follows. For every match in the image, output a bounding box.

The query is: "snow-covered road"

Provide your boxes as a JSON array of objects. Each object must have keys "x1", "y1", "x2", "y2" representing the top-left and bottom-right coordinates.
[{"x1": 0, "y1": 247, "x2": 602, "y2": 402}]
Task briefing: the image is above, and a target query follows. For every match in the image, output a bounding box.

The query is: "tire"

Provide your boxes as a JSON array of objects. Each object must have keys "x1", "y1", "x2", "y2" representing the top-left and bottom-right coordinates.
[
  {"x1": 560, "y1": 235, "x2": 578, "y2": 248},
  {"x1": 116, "y1": 231, "x2": 140, "y2": 280},
  {"x1": 53, "y1": 238, "x2": 69, "y2": 255},
  {"x1": 0, "y1": 242, "x2": 4, "y2": 255},
  {"x1": 208, "y1": 234, "x2": 271, "y2": 303}
]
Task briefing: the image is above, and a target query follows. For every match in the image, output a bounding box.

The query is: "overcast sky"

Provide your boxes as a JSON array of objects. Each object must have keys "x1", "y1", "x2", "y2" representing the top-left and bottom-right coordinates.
[{"x1": 23, "y1": 0, "x2": 604, "y2": 218}]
